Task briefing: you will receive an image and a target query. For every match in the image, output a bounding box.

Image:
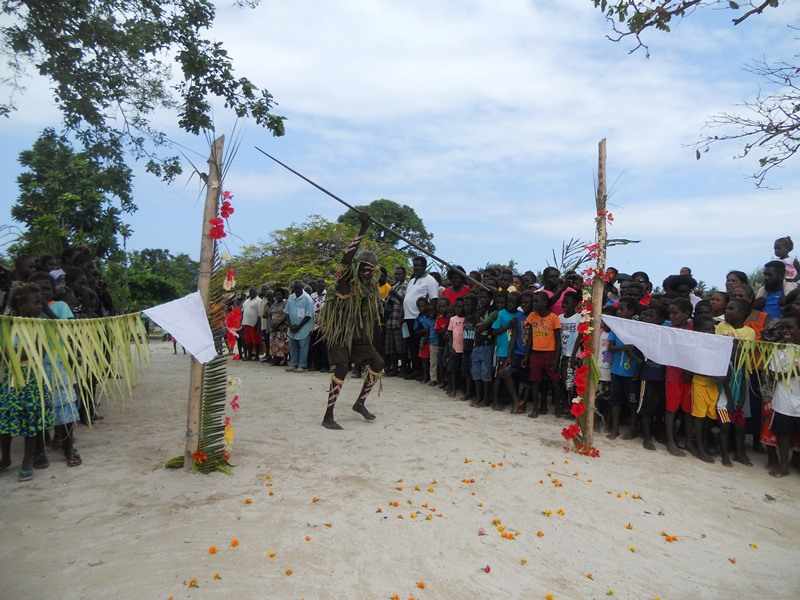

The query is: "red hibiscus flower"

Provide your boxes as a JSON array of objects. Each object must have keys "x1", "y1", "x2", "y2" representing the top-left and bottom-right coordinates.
[{"x1": 570, "y1": 402, "x2": 586, "y2": 418}]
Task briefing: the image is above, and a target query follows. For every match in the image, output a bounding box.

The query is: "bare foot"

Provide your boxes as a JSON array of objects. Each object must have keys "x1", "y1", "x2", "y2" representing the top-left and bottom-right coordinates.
[
  {"x1": 667, "y1": 445, "x2": 685, "y2": 457},
  {"x1": 734, "y1": 454, "x2": 753, "y2": 466},
  {"x1": 642, "y1": 439, "x2": 656, "y2": 451},
  {"x1": 322, "y1": 419, "x2": 344, "y2": 430}
]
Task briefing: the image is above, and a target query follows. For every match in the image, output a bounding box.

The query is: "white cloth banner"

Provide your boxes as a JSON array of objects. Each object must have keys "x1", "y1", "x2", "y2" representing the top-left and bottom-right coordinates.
[
  {"x1": 602, "y1": 315, "x2": 734, "y2": 377},
  {"x1": 143, "y1": 292, "x2": 218, "y2": 364}
]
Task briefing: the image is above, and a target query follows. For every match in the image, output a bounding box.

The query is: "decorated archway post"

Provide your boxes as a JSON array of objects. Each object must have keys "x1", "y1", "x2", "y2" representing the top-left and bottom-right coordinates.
[
  {"x1": 583, "y1": 138, "x2": 608, "y2": 448},
  {"x1": 184, "y1": 135, "x2": 225, "y2": 471}
]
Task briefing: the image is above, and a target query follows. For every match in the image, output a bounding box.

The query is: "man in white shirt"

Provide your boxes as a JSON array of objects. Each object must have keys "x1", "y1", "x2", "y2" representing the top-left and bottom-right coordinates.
[
  {"x1": 402, "y1": 256, "x2": 439, "y2": 378},
  {"x1": 241, "y1": 287, "x2": 262, "y2": 361}
]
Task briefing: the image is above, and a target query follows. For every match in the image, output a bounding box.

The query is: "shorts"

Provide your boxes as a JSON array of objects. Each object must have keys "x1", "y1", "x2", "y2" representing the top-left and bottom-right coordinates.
[
  {"x1": 638, "y1": 380, "x2": 664, "y2": 416},
  {"x1": 328, "y1": 338, "x2": 385, "y2": 376},
  {"x1": 528, "y1": 351, "x2": 560, "y2": 383},
  {"x1": 471, "y1": 345, "x2": 493, "y2": 382},
  {"x1": 419, "y1": 342, "x2": 430, "y2": 360},
  {"x1": 610, "y1": 374, "x2": 638, "y2": 407},
  {"x1": 691, "y1": 376, "x2": 718, "y2": 420},
  {"x1": 771, "y1": 411, "x2": 800, "y2": 435},
  {"x1": 665, "y1": 379, "x2": 692, "y2": 414},
  {"x1": 447, "y1": 352, "x2": 463, "y2": 374},
  {"x1": 242, "y1": 325, "x2": 260, "y2": 346}
]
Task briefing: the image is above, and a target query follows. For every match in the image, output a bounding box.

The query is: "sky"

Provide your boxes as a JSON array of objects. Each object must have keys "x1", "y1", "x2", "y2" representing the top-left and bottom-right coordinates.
[{"x1": 2, "y1": 0, "x2": 799, "y2": 288}]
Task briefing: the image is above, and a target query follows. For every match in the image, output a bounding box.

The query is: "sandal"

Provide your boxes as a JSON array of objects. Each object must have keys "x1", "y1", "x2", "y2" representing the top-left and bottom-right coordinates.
[
  {"x1": 66, "y1": 449, "x2": 82, "y2": 467},
  {"x1": 18, "y1": 467, "x2": 33, "y2": 482},
  {"x1": 33, "y1": 453, "x2": 50, "y2": 470}
]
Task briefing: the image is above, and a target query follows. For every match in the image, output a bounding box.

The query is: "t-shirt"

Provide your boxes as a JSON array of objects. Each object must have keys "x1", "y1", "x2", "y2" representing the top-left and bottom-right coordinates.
[
  {"x1": 241, "y1": 297, "x2": 261, "y2": 327},
  {"x1": 462, "y1": 319, "x2": 476, "y2": 352},
  {"x1": 492, "y1": 308, "x2": 515, "y2": 359},
  {"x1": 763, "y1": 289, "x2": 783, "y2": 321},
  {"x1": 715, "y1": 322, "x2": 756, "y2": 341},
  {"x1": 433, "y1": 315, "x2": 449, "y2": 346},
  {"x1": 512, "y1": 310, "x2": 527, "y2": 357},
  {"x1": 49, "y1": 300, "x2": 74, "y2": 320},
  {"x1": 416, "y1": 314, "x2": 436, "y2": 345},
  {"x1": 525, "y1": 311, "x2": 561, "y2": 352},
  {"x1": 607, "y1": 331, "x2": 640, "y2": 378},
  {"x1": 403, "y1": 274, "x2": 439, "y2": 320},
  {"x1": 771, "y1": 351, "x2": 800, "y2": 417},
  {"x1": 441, "y1": 286, "x2": 471, "y2": 306},
  {"x1": 560, "y1": 313, "x2": 581, "y2": 357},
  {"x1": 285, "y1": 291, "x2": 315, "y2": 340},
  {"x1": 778, "y1": 255, "x2": 798, "y2": 282},
  {"x1": 258, "y1": 296, "x2": 270, "y2": 330},
  {"x1": 640, "y1": 358, "x2": 665, "y2": 381},
  {"x1": 599, "y1": 330, "x2": 611, "y2": 382},
  {"x1": 378, "y1": 282, "x2": 392, "y2": 300},
  {"x1": 448, "y1": 316, "x2": 465, "y2": 353}
]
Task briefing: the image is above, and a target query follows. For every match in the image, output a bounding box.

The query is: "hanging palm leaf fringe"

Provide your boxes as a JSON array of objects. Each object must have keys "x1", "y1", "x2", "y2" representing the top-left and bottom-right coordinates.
[{"x1": 0, "y1": 313, "x2": 149, "y2": 422}]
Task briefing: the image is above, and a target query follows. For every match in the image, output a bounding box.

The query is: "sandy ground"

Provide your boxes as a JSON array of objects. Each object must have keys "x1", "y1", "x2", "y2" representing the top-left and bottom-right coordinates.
[{"x1": 1, "y1": 341, "x2": 799, "y2": 600}]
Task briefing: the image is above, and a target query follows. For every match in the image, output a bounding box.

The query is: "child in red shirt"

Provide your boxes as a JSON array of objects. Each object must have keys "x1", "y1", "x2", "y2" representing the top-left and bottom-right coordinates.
[{"x1": 664, "y1": 298, "x2": 693, "y2": 456}]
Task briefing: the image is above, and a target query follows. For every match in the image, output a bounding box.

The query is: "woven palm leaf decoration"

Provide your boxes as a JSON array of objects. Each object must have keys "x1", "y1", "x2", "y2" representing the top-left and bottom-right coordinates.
[{"x1": 194, "y1": 246, "x2": 233, "y2": 474}]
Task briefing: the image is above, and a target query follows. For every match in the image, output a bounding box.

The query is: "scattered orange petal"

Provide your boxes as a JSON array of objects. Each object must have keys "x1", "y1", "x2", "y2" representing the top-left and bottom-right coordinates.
[
  {"x1": 208, "y1": 545, "x2": 218, "y2": 555},
  {"x1": 425, "y1": 514, "x2": 432, "y2": 521},
  {"x1": 749, "y1": 543, "x2": 758, "y2": 550},
  {"x1": 304, "y1": 536, "x2": 312, "y2": 542},
  {"x1": 267, "y1": 551, "x2": 277, "y2": 560},
  {"x1": 376, "y1": 507, "x2": 383, "y2": 513},
  {"x1": 311, "y1": 496, "x2": 320, "y2": 503},
  {"x1": 410, "y1": 513, "x2": 417, "y2": 519},
  {"x1": 414, "y1": 485, "x2": 421, "y2": 491},
  {"x1": 426, "y1": 486, "x2": 435, "y2": 493},
  {"x1": 542, "y1": 510, "x2": 552, "y2": 517},
  {"x1": 390, "y1": 594, "x2": 400, "y2": 600},
  {"x1": 628, "y1": 545, "x2": 636, "y2": 553},
  {"x1": 416, "y1": 580, "x2": 426, "y2": 590},
  {"x1": 397, "y1": 515, "x2": 404, "y2": 519},
  {"x1": 285, "y1": 568, "x2": 293, "y2": 576},
  {"x1": 625, "y1": 523, "x2": 633, "y2": 530},
  {"x1": 408, "y1": 596, "x2": 416, "y2": 600},
  {"x1": 728, "y1": 557, "x2": 737, "y2": 565},
  {"x1": 212, "y1": 572, "x2": 222, "y2": 581},
  {"x1": 324, "y1": 522, "x2": 333, "y2": 528},
  {"x1": 584, "y1": 573, "x2": 594, "y2": 580},
  {"x1": 556, "y1": 508, "x2": 566, "y2": 517},
  {"x1": 268, "y1": 491, "x2": 274, "y2": 496},
  {"x1": 389, "y1": 500, "x2": 400, "y2": 507},
  {"x1": 464, "y1": 458, "x2": 472, "y2": 463},
  {"x1": 520, "y1": 558, "x2": 528, "y2": 566},
  {"x1": 186, "y1": 578, "x2": 199, "y2": 589},
  {"x1": 536, "y1": 530, "x2": 545, "y2": 538},
  {"x1": 545, "y1": 594, "x2": 555, "y2": 600},
  {"x1": 395, "y1": 486, "x2": 404, "y2": 491},
  {"x1": 229, "y1": 537, "x2": 239, "y2": 549},
  {"x1": 538, "y1": 480, "x2": 544, "y2": 485}
]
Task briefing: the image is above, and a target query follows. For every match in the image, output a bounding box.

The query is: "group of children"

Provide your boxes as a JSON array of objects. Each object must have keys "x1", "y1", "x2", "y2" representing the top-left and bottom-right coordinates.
[
  {"x1": 0, "y1": 248, "x2": 114, "y2": 481},
  {"x1": 393, "y1": 235, "x2": 800, "y2": 478}
]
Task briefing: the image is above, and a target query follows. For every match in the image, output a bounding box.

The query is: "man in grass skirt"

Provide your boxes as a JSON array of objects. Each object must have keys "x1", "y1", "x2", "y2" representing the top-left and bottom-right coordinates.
[{"x1": 318, "y1": 212, "x2": 384, "y2": 430}]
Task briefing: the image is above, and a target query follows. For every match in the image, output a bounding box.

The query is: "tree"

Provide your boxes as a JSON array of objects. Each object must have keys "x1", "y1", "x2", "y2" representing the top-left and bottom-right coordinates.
[
  {"x1": 338, "y1": 199, "x2": 435, "y2": 254},
  {"x1": 231, "y1": 215, "x2": 409, "y2": 290},
  {"x1": 11, "y1": 128, "x2": 133, "y2": 258},
  {"x1": 1, "y1": 0, "x2": 285, "y2": 182},
  {"x1": 591, "y1": 0, "x2": 792, "y2": 186},
  {"x1": 125, "y1": 248, "x2": 199, "y2": 311}
]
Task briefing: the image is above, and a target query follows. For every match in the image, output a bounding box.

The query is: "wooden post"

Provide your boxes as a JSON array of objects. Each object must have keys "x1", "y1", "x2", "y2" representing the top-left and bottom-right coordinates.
[
  {"x1": 584, "y1": 138, "x2": 608, "y2": 449},
  {"x1": 184, "y1": 135, "x2": 225, "y2": 471}
]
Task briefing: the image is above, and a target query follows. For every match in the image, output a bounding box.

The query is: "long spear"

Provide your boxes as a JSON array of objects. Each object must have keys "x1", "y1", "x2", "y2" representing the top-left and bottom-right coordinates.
[{"x1": 254, "y1": 146, "x2": 490, "y2": 291}]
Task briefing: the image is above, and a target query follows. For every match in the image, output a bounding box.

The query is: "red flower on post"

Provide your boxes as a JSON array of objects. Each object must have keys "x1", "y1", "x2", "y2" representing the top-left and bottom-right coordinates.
[
  {"x1": 220, "y1": 200, "x2": 235, "y2": 219},
  {"x1": 561, "y1": 424, "x2": 581, "y2": 440},
  {"x1": 192, "y1": 450, "x2": 208, "y2": 464},
  {"x1": 222, "y1": 191, "x2": 234, "y2": 200},
  {"x1": 208, "y1": 217, "x2": 226, "y2": 240},
  {"x1": 570, "y1": 402, "x2": 586, "y2": 418}
]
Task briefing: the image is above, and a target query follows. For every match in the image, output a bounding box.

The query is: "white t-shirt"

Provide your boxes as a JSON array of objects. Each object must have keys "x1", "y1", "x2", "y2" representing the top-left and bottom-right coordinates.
[
  {"x1": 771, "y1": 351, "x2": 800, "y2": 417},
  {"x1": 242, "y1": 297, "x2": 261, "y2": 327},
  {"x1": 778, "y1": 255, "x2": 798, "y2": 281},
  {"x1": 560, "y1": 313, "x2": 582, "y2": 357},
  {"x1": 403, "y1": 274, "x2": 439, "y2": 320},
  {"x1": 258, "y1": 297, "x2": 269, "y2": 330}
]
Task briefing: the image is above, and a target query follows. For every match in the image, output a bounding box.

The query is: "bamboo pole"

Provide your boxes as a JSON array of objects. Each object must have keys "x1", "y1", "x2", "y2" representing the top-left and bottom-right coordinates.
[
  {"x1": 584, "y1": 138, "x2": 608, "y2": 449},
  {"x1": 184, "y1": 135, "x2": 225, "y2": 471}
]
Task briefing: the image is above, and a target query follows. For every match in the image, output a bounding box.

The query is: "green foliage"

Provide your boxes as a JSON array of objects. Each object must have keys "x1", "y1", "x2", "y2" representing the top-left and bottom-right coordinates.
[
  {"x1": 11, "y1": 128, "x2": 133, "y2": 258},
  {"x1": 231, "y1": 215, "x2": 409, "y2": 290},
  {"x1": 125, "y1": 249, "x2": 199, "y2": 311},
  {"x1": 1, "y1": 0, "x2": 285, "y2": 182},
  {"x1": 338, "y1": 198, "x2": 435, "y2": 254}
]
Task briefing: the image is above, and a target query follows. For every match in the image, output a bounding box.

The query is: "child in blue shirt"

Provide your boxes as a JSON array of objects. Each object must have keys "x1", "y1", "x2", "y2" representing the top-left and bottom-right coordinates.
[
  {"x1": 607, "y1": 298, "x2": 642, "y2": 440},
  {"x1": 491, "y1": 292, "x2": 521, "y2": 411},
  {"x1": 415, "y1": 298, "x2": 434, "y2": 383}
]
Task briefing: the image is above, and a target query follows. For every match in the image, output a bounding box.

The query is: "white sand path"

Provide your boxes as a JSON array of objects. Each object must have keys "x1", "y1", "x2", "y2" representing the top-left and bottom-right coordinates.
[{"x1": 1, "y1": 341, "x2": 799, "y2": 599}]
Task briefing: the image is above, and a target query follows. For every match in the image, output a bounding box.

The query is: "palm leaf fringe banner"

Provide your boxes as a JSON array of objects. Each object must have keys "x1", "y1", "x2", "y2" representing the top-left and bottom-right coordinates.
[{"x1": 0, "y1": 313, "x2": 149, "y2": 420}]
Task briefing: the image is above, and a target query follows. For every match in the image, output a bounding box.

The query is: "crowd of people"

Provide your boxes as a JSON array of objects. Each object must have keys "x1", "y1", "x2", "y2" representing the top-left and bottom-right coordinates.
[
  {"x1": 229, "y1": 235, "x2": 800, "y2": 477},
  {"x1": 2, "y1": 236, "x2": 800, "y2": 482},
  {"x1": 0, "y1": 248, "x2": 117, "y2": 481}
]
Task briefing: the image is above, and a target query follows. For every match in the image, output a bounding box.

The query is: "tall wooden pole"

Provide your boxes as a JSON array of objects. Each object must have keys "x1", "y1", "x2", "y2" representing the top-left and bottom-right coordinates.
[
  {"x1": 584, "y1": 138, "x2": 608, "y2": 448},
  {"x1": 184, "y1": 135, "x2": 225, "y2": 471}
]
